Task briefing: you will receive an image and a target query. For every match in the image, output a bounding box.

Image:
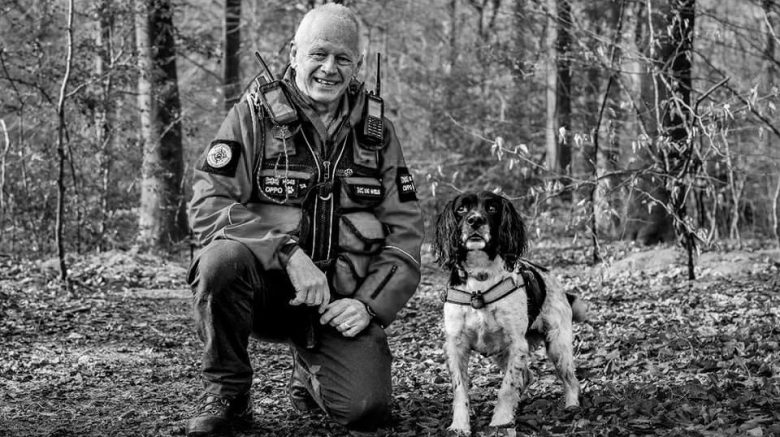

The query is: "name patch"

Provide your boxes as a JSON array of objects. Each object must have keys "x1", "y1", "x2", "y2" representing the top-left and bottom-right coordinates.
[
  {"x1": 352, "y1": 184, "x2": 383, "y2": 198},
  {"x1": 262, "y1": 176, "x2": 308, "y2": 199},
  {"x1": 396, "y1": 167, "x2": 417, "y2": 202}
]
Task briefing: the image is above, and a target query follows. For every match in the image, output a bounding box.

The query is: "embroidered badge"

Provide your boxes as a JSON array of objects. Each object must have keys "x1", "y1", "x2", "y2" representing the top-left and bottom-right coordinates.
[
  {"x1": 207, "y1": 143, "x2": 232, "y2": 168},
  {"x1": 396, "y1": 167, "x2": 417, "y2": 202},
  {"x1": 349, "y1": 183, "x2": 383, "y2": 200},
  {"x1": 271, "y1": 125, "x2": 295, "y2": 140},
  {"x1": 200, "y1": 140, "x2": 241, "y2": 177}
]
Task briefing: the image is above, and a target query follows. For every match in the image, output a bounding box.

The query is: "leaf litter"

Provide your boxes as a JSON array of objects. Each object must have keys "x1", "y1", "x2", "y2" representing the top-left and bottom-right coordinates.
[{"x1": 0, "y1": 243, "x2": 778, "y2": 436}]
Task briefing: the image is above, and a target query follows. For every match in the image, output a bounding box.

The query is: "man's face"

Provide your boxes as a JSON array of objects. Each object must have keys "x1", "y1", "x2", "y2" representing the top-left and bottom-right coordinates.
[{"x1": 290, "y1": 14, "x2": 362, "y2": 108}]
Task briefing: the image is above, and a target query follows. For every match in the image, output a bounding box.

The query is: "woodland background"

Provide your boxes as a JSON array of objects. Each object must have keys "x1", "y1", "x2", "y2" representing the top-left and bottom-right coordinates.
[
  {"x1": 1, "y1": 0, "x2": 780, "y2": 436},
  {"x1": 1, "y1": 0, "x2": 779, "y2": 265}
]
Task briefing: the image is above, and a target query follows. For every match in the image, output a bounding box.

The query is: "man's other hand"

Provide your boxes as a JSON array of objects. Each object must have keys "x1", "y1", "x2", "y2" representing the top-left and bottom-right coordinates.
[
  {"x1": 285, "y1": 250, "x2": 330, "y2": 312},
  {"x1": 319, "y1": 298, "x2": 371, "y2": 338}
]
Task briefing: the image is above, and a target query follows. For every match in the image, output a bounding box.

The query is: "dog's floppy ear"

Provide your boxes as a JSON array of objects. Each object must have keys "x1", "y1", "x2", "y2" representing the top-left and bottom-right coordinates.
[
  {"x1": 498, "y1": 196, "x2": 527, "y2": 269},
  {"x1": 433, "y1": 198, "x2": 461, "y2": 269}
]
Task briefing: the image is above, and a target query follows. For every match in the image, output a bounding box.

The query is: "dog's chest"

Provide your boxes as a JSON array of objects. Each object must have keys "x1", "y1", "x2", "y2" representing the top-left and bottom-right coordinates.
[
  {"x1": 464, "y1": 309, "x2": 510, "y2": 355},
  {"x1": 443, "y1": 293, "x2": 526, "y2": 356}
]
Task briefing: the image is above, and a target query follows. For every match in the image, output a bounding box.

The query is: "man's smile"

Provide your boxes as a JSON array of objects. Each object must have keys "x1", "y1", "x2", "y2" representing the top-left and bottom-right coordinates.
[{"x1": 314, "y1": 77, "x2": 339, "y2": 86}]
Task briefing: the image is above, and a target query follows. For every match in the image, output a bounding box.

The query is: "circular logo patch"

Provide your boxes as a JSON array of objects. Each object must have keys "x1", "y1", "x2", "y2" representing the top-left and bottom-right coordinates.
[{"x1": 206, "y1": 143, "x2": 232, "y2": 168}]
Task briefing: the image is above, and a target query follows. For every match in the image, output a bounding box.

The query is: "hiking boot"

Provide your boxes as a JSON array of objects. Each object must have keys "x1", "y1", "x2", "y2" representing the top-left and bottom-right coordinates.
[
  {"x1": 288, "y1": 360, "x2": 321, "y2": 413},
  {"x1": 186, "y1": 393, "x2": 252, "y2": 437}
]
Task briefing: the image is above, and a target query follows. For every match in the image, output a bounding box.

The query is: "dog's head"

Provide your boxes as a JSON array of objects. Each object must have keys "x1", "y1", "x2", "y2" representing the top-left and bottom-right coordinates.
[{"x1": 433, "y1": 191, "x2": 527, "y2": 272}]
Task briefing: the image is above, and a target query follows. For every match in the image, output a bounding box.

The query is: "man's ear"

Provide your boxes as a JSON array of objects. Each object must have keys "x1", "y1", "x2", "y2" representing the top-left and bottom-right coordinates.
[
  {"x1": 289, "y1": 41, "x2": 298, "y2": 68},
  {"x1": 355, "y1": 53, "x2": 364, "y2": 75}
]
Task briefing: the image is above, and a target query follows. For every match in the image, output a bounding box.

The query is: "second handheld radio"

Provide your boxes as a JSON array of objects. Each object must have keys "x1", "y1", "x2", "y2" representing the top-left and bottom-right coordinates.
[{"x1": 361, "y1": 53, "x2": 384, "y2": 146}]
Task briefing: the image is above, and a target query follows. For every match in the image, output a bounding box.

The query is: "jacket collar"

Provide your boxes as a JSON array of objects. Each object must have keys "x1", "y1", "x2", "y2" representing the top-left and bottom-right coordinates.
[{"x1": 281, "y1": 66, "x2": 366, "y2": 145}]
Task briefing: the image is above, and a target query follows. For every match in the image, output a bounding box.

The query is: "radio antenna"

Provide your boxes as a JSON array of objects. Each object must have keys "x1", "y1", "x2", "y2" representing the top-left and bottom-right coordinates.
[
  {"x1": 375, "y1": 53, "x2": 381, "y2": 97},
  {"x1": 254, "y1": 51, "x2": 275, "y2": 82}
]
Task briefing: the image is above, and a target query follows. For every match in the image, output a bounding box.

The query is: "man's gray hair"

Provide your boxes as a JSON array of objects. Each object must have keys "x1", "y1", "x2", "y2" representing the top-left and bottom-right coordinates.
[{"x1": 293, "y1": 3, "x2": 364, "y2": 52}]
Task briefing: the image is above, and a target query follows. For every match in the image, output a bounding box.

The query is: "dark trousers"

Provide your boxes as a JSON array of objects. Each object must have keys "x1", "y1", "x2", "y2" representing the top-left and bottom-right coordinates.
[{"x1": 187, "y1": 239, "x2": 392, "y2": 432}]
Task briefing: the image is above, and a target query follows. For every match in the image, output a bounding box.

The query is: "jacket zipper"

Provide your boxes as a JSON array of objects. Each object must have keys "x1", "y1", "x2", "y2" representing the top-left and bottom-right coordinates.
[
  {"x1": 300, "y1": 132, "x2": 322, "y2": 257},
  {"x1": 371, "y1": 265, "x2": 398, "y2": 299},
  {"x1": 313, "y1": 159, "x2": 331, "y2": 261},
  {"x1": 304, "y1": 132, "x2": 348, "y2": 262}
]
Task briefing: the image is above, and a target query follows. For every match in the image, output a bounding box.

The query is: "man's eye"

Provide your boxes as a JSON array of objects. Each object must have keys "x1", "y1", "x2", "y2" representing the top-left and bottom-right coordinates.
[
  {"x1": 337, "y1": 56, "x2": 352, "y2": 66},
  {"x1": 311, "y1": 52, "x2": 326, "y2": 60}
]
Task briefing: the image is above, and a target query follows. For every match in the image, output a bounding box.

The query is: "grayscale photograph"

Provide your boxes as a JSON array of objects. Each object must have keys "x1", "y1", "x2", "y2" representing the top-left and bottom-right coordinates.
[{"x1": 1, "y1": 1, "x2": 778, "y2": 436}]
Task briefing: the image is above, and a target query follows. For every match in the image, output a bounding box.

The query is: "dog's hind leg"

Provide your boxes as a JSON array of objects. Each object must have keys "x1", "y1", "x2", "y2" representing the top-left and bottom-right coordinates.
[
  {"x1": 445, "y1": 336, "x2": 472, "y2": 436},
  {"x1": 544, "y1": 321, "x2": 580, "y2": 408},
  {"x1": 489, "y1": 338, "x2": 530, "y2": 432}
]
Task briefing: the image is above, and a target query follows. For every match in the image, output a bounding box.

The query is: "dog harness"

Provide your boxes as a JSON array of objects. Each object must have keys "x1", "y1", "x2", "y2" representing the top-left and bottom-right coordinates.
[
  {"x1": 440, "y1": 267, "x2": 548, "y2": 324},
  {"x1": 441, "y1": 277, "x2": 519, "y2": 309}
]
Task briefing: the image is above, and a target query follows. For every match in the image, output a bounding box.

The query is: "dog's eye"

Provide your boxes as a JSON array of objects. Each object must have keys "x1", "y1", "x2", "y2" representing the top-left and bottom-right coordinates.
[
  {"x1": 487, "y1": 205, "x2": 498, "y2": 214},
  {"x1": 455, "y1": 205, "x2": 467, "y2": 215}
]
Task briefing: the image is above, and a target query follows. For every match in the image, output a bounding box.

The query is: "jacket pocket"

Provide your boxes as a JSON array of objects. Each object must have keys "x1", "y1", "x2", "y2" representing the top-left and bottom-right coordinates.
[
  {"x1": 339, "y1": 211, "x2": 386, "y2": 254},
  {"x1": 331, "y1": 253, "x2": 370, "y2": 296},
  {"x1": 370, "y1": 264, "x2": 398, "y2": 299},
  {"x1": 257, "y1": 168, "x2": 313, "y2": 204},
  {"x1": 339, "y1": 176, "x2": 384, "y2": 209}
]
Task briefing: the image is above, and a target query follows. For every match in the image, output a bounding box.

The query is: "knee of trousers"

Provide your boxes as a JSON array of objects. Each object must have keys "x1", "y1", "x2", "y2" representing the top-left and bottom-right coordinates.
[
  {"x1": 330, "y1": 388, "x2": 391, "y2": 431},
  {"x1": 190, "y1": 239, "x2": 258, "y2": 300}
]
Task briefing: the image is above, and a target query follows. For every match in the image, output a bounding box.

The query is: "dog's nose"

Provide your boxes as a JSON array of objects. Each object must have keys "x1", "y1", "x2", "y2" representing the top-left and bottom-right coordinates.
[{"x1": 466, "y1": 214, "x2": 485, "y2": 227}]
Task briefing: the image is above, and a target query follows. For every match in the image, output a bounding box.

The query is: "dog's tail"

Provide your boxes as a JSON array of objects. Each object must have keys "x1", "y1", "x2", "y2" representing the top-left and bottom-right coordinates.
[{"x1": 566, "y1": 293, "x2": 588, "y2": 323}]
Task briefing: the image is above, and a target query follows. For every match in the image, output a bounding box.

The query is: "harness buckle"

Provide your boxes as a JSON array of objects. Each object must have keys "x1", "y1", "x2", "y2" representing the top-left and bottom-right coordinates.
[{"x1": 470, "y1": 292, "x2": 486, "y2": 309}]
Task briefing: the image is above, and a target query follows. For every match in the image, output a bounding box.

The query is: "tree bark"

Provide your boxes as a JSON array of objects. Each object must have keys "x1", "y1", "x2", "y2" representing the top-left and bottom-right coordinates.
[
  {"x1": 0, "y1": 119, "x2": 9, "y2": 233},
  {"x1": 544, "y1": 0, "x2": 559, "y2": 173},
  {"x1": 135, "y1": 0, "x2": 187, "y2": 251},
  {"x1": 55, "y1": 0, "x2": 75, "y2": 281},
  {"x1": 556, "y1": 0, "x2": 572, "y2": 186},
  {"x1": 95, "y1": 0, "x2": 116, "y2": 249},
  {"x1": 223, "y1": 0, "x2": 241, "y2": 112},
  {"x1": 763, "y1": 0, "x2": 779, "y2": 245}
]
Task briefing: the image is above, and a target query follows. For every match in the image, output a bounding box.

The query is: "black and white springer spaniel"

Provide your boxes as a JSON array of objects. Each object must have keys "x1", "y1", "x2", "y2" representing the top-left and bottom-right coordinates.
[{"x1": 433, "y1": 191, "x2": 587, "y2": 437}]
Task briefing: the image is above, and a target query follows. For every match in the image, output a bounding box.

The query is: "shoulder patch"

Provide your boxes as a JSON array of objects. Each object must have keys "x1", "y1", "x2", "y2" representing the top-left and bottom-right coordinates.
[
  {"x1": 396, "y1": 167, "x2": 417, "y2": 202},
  {"x1": 200, "y1": 140, "x2": 241, "y2": 177}
]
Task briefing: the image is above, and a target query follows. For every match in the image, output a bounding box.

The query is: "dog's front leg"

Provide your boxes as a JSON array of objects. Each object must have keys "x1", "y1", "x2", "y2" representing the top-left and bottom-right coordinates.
[
  {"x1": 489, "y1": 339, "x2": 530, "y2": 432},
  {"x1": 445, "y1": 335, "x2": 472, "y2": 436}
]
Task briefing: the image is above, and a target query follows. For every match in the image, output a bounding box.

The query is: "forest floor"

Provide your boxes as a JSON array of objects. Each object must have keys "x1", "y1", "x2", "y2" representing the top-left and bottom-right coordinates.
[{"x1": 1, "y1": 241, "x2": 779, "y2": 437}]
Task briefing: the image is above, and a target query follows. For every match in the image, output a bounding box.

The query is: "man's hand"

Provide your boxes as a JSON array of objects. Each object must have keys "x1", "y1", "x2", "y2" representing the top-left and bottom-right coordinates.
[
  {"x1": 285, "y1": 250, "x2": 330, "y2": 312},
  {"x1": 319, "y1": 298, "x2": 371, "y2": 338}
]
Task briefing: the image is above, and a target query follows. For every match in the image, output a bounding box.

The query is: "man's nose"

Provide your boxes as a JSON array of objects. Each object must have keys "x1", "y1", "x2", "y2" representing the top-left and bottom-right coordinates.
[
  {"x1": 320, "y1": 55, "x2": 337, "y2": 73},
  {"x1": 466, "y1": 214, "x2": 485, "y2": 227}
]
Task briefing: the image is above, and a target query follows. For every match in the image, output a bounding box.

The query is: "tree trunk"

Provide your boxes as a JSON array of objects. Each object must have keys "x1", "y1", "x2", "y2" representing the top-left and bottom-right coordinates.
[
  {"x1": 95, "y1": 0, "x2": 115, "y2": 249},
  {"x1": 663, "y1": 0, "x2": 696, "y2": 277},
  {"x1": 763, "y1": 0, "x2": 779, "y2": 245},
  {"x1": 223, "y1": 0, "x2": 241, "y2": 112},
  {"x1": 556, "y1": 0, "x2": 572, "y2": 194},
  {"x1": 135, "y1": 0, "x2": 187, "y2": 251},
  {"x1": 0, "y1": 119, "x2": 10, "y2": 241},
  {"x1": 55, "y1": 0, "x2": 75, "y2": 281},
  {"x1": 544, "y1": 0, "x2": 559, "y2": 173},
  {"x1": 625, "y1": 0, "x2": 696, "y2": 246}
]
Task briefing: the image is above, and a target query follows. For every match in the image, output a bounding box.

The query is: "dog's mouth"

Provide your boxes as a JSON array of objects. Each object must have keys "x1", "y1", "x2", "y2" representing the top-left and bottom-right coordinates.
[{"x1": 464, "y1": 233, "x2": 487, "y2": 250}]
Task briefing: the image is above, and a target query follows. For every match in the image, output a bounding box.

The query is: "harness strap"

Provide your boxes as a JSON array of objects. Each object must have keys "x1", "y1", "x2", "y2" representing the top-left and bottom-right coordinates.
[{"x1": 440, "y1": 277, "x2": 523, "y2": 309}]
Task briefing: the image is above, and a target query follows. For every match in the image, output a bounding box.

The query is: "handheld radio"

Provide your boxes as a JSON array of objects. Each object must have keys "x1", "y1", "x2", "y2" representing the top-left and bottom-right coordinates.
[
  {"x1": 361, "y1": 53, "x2": 384, "y2": 145},
  {"x1": 254, "y1": 51, "x2": 298, "y2": 125}
]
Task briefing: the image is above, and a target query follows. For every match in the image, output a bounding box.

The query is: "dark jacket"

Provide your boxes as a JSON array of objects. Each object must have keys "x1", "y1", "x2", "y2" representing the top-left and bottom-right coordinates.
[{"x1": 188, "y1": 71, "x2": 424, "y2": 327}]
